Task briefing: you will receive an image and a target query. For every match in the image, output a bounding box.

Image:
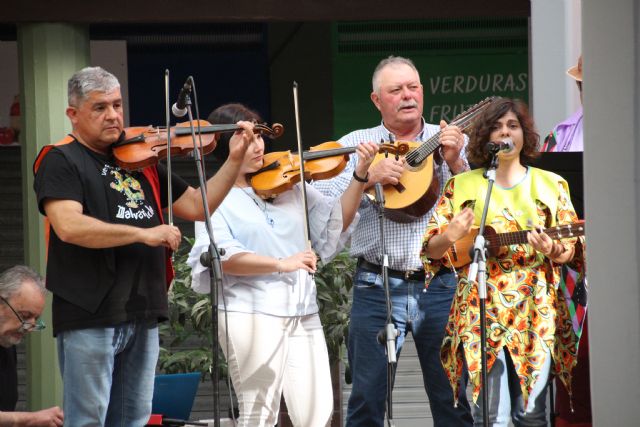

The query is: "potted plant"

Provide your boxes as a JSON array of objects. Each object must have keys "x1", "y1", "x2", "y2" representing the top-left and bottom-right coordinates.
[
  {"x1": 315, "y1": 250, "x2": 356, "y2": 366},
  {"x1": 157, "y1": 237, "x2": 224, "y2": 377}
]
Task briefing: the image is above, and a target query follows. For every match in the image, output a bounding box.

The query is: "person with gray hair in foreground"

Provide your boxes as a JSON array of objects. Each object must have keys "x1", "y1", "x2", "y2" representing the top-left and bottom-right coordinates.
[{"x1": 0, "y1": 265, "x2": 64, "y2": 426}]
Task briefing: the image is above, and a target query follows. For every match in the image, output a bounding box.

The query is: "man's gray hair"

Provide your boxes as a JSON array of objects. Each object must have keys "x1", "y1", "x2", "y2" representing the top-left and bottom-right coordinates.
[
  {"x1": 371, "y1": 56, "x2": 420, "y2": 94},
  {"x1": 0, "y1": 265, "x2": 46, "y2": 299},
  {"x1": 68, "y1": 66, "x2": 120, "y2": 107}
]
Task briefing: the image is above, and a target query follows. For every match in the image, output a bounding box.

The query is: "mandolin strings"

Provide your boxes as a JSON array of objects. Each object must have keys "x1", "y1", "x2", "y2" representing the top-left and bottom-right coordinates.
[{"x1": 404, "y1": 97, "x2": 497, "y2": 165}]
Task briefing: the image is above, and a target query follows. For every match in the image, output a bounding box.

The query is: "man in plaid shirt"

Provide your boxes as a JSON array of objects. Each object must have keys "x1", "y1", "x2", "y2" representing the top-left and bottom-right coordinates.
[{"x1": 314, "y1": 56, "x2": 473, "y2": 427}]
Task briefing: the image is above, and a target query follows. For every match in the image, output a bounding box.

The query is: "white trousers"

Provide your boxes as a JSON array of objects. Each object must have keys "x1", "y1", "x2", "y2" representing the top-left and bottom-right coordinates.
[{"x1": 219, "y1": 311, "x2": 333, "y2": 427}]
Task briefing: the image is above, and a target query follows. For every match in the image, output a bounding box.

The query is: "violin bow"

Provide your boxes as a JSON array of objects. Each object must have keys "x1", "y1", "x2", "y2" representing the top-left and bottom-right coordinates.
[
  {"x1": 164, "y1": 69, "x2": 174, "y2": 226},
  {"x1": 292, "y1": 82, "x2": 314, "y2": 260}
]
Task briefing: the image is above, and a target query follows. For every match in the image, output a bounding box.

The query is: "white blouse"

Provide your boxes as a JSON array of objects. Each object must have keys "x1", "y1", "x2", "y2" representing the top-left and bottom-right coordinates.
[{"x1": 187, "y1": 182, "x2": 358, "y2": 317}]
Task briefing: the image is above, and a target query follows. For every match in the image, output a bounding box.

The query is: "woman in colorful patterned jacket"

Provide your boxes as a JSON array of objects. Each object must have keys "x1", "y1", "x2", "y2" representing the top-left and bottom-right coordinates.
[{"x1": 421, "y1": 97, "x2": 585, "y2": 426}]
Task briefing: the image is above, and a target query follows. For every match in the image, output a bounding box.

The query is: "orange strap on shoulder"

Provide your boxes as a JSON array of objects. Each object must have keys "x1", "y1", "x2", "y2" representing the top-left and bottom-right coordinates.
[
  {"x1": 33, "y1": 135, "x2": 75, "y2": 255},
  {"x1": 33, "y1": 135, "x2": 75, "y2": 175}
]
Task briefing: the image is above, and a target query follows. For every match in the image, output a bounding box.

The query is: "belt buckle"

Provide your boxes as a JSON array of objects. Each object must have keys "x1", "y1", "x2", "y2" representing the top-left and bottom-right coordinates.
[{"x1": 404, "y1": 270, "x2": 413, "y2": 280}]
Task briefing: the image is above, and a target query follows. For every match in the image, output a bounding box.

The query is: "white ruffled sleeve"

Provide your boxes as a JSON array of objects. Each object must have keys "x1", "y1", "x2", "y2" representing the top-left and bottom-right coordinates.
[
  {"x1": 305, "y1": 183, "x2": 360, "y2": 263},
  {"x1": 187, "y1": 211, "x2": 253, "y2": 294}
]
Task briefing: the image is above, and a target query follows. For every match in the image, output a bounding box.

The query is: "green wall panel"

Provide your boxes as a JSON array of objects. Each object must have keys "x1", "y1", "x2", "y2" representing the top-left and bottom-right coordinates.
[{"x1": 332, "y1": 18, "x2": 529, "y2": 139}]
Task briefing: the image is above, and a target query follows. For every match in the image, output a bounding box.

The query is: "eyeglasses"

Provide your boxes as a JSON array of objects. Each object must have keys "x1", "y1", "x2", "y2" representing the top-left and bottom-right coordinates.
[{"x1": 0, "y1": 295, "x2": 46, "y2": 332}]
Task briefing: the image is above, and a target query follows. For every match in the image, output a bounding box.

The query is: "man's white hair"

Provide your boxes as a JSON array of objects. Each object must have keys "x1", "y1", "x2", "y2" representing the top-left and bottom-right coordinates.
[
  {"x1": 371, "y1": 56, "x2": 420, "y2": 94},
  {"x1": 68, "y1": 66, "x2": 120, "y2": 107},
  {"x1": 0, "y1": 265, "x2": 46, "y2": 299}
]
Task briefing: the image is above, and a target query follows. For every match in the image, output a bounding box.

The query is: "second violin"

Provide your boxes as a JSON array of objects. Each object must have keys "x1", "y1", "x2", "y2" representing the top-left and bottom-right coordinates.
[{"x1": 249, "y1": 141, "x2": 409, "y2": 199}]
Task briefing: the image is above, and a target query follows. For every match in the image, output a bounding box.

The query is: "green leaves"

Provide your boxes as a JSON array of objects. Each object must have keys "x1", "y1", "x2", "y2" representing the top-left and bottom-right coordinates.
[
  {"x1": 158, "y1": 237, "x2": 221, "y2": 376},
  {"x1": 315, "y1": 250, "x2": 356, "y2": 364}
]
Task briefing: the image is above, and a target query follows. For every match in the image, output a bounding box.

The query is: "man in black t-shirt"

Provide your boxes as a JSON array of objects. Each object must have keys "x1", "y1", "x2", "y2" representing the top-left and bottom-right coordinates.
[
  {"x1": 33, "y1": 66, "x2": 255, "y2": 426},
  {"x1": 0, "y1": 265, "x2": 64, "y2": 426}
]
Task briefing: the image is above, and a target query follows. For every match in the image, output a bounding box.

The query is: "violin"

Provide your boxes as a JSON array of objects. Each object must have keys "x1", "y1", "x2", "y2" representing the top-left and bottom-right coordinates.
[
  {"x1": 112, "y1": 120, "x2": 284, "y2": 170},
  {"x1": 249, "y1": 141, "x2": 410, "y2": 199}
]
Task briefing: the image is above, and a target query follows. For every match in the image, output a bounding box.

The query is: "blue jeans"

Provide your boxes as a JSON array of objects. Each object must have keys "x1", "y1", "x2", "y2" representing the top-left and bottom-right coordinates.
[
  {"x1": 472, "y1": 347, "x2": 551, "y2": 427},
  {"x1": 57, "y1": 320, "x2": 159, "y2": 427},
  {"x1": 346, "y1": 267, "x2": 472, "y2": 427}
]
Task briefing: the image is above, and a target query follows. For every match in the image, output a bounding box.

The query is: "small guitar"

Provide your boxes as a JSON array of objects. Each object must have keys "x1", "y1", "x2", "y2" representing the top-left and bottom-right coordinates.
[
  {"x1": 365, "y1": 96, "x2": 498, "y2": 223},
  {"x1": 443, "y1": 221, "x2": 586, "y2": 268}
]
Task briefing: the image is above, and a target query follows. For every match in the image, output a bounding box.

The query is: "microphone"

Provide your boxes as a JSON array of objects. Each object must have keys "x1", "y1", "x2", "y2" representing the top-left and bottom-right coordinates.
[
  {"x1": 171, "y1": 79, "x2": 192, "y2": 118},
  {"x1": 485, "y1": 138, "x2": 514, "y2": 154},
  {"x1": 374, "y1": 183, "x2": 385, "y2": 206}
]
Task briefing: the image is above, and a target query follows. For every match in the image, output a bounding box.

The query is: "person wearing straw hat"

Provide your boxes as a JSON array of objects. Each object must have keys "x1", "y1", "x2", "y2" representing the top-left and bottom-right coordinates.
[
  {"x1": 541, "y1": 56, "x2": 584, "y2": 152},
  {"x1": 545, "y1": 56, "x2": 593, "y2": 427}
]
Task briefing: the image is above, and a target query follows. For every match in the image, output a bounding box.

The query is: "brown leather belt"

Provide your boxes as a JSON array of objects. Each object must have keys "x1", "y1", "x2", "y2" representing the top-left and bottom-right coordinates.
[{"x1": 357, "y1": 258, "x2": 426, "y2": 282}]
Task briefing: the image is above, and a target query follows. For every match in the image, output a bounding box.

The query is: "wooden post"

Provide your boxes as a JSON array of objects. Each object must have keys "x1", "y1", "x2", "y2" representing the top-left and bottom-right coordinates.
[{"x1": 17, "y1": 22, "x2": 90, "y2": 410}]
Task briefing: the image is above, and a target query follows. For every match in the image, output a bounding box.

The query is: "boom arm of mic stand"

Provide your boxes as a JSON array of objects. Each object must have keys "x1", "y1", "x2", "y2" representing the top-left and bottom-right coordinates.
[
  {"x1": 375, "y1": 194, "x2": 396, "y2": 364},
  {"x1": 374, "y1": 185, "x2": 398, "y2": 427},
  {"x1": 183, "y1": 104, "x2": 223, "y2": 427}
]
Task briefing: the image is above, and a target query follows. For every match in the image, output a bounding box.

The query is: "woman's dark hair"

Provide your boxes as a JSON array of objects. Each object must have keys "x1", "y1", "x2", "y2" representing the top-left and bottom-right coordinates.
[
  {"x1": 207, "y1": 103, "x2": 262, "y2": 161},
  {"x1": 467, "y1": 98, "x2": 540, "y2": 168}
]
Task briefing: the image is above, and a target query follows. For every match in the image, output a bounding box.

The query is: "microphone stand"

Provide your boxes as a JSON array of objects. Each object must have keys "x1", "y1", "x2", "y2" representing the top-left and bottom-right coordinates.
[
  {"x1": 374, "y1": 183, "x2": 398, "y2": 427},
  {"x1": 467, "y1": 150, "x2": 500, "y2": 427},
  {"x1": 180, "y1": 91, "x2": 224, "y2": 427}
]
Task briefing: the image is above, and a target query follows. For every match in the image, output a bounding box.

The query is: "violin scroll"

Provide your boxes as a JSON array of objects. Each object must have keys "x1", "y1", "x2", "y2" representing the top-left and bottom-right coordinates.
[
  {"x1": 254, "y1": 123, "x2": 284, "y2": 139},
  {"x1": 378, "y1": 141, "x2": 410, "y2": 157}
]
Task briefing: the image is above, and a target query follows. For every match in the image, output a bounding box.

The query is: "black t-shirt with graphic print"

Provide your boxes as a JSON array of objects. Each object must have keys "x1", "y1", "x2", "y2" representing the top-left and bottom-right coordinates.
[{"x1": 34, "y1": 143, "x2": 189, "y2": 333}]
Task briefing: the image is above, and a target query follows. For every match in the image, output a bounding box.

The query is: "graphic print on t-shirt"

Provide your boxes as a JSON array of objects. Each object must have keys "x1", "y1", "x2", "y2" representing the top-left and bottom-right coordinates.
[
  {"x1": 102, "y1": 164, "x2": 156, "y2": 221},
  {"x1": 110, "y1": 170, "x2": 145, "y2": 208}
]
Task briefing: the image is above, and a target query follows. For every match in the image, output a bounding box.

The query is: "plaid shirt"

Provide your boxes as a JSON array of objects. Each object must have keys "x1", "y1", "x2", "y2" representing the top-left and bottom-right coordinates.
[{"x1": 313, "y1": 119, "x2": 469, "y2": 271}]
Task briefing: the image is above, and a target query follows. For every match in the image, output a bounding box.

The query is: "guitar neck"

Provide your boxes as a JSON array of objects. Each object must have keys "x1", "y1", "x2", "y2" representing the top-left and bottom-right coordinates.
[
  {"x1": 406, "y1": 96, "x2": 497, "y2": 165},
  {"x1": 487, "y1": 221, "x2": 586, "y2": 247}
]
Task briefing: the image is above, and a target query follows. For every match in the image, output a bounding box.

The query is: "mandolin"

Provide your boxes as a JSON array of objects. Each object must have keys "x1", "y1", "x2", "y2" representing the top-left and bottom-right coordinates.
[
  {"x1": 442, "y1": 220, "x2": 586, "y2": 268},
  {"x1": 366, "y1": 97, "x2": 497, "y2": 223}
]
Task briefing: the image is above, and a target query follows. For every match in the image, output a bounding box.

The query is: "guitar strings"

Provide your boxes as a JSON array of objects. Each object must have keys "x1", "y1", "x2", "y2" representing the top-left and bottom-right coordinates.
[
  {"x1": 488, "y1": 223, "x2": 584, "y2": 247},
  {"x1": 405, "y1": 98, "x2": 493, "y2": 164}
]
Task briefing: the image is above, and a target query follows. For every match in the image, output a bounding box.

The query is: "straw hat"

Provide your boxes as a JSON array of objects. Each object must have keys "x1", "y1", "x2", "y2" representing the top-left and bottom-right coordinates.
[{"x1": 567, "y1": 55, "x2": 583, "y2": 81}]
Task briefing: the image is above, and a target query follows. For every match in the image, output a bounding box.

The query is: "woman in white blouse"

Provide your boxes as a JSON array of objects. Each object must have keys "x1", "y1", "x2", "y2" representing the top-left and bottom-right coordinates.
[{"x1": 188, "y1": 104, "x2": 377, "y2": 427}]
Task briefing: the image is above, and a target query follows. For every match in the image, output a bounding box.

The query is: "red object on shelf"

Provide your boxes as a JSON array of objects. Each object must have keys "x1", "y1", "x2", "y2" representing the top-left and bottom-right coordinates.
[
  {"x1": 10, "y1": 95, "x2": 19, "y2": 116},
  {"x1": 0, "y1": 127, "x2": 15, "y2": 145},
  {"x1": 9, "y1": 95, "x2": 20, "y2": 139}
]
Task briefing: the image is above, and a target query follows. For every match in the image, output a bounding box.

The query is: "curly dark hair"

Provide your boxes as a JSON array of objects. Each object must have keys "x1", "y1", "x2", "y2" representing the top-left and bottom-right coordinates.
[
  {"x1": 467, "y1": 98, "x2": 540, "y2": 169},
  {"x1": 207, "y1": 103, "x2": 263, "y2": 162}
]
